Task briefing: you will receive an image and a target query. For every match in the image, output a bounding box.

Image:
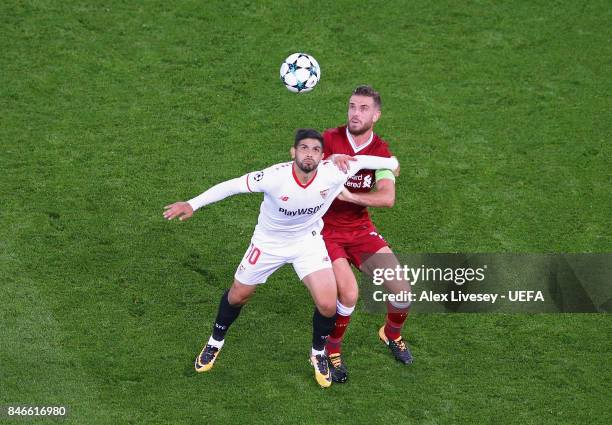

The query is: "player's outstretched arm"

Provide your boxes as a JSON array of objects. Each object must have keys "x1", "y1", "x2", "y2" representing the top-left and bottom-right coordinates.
[
  {"x1": 163, "y1": 175, "x2": 251, "y2": 221},
  {"x1": 350, "y1": 155, "x2": 399, "y2": 176},
  {"x1": 329, "y1": 154, "x2": 358, "y2": 173}
]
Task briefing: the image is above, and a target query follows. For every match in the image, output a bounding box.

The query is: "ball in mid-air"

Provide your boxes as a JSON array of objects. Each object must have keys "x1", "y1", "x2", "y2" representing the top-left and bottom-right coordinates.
[{"x1": 280, "y1": 53, "x2": 321, "y2": 93}]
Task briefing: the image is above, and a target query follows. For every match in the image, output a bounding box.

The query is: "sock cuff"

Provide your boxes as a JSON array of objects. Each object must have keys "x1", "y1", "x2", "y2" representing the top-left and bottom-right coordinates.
[
  {"x1": 207, "y1": 335, "x2": 225, "y2": 349},
  {"x1": 336, "y1": 300, "x2": 355, "y2": 316},
  {"x1": 311, "y1": 347, "x2": 326, "y2": 357},
  {"x1": 389, "y1": 299, "x2": 411, "y2": 310}
]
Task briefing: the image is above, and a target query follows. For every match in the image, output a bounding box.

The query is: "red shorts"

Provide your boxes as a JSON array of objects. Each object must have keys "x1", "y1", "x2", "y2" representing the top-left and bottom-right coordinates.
[{"x1": 322, "y1": 225, "x2": 389, "y2": 269}]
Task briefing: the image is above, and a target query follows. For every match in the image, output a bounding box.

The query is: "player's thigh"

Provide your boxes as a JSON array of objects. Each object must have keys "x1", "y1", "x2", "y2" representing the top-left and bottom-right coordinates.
[
  {"x1": 302, "y1": 268, "x2": 337, "y2": 317},
  {"x1": 293, "y1": 234, "x2": 337, "y2": 316},
  {"x1": 292, "y1": 232, "x2": 333, "y2": 282},
  {"x1": 322, "y1": 228, "x2": 349, "y2": 264},
  {"x1": 361, "y1": 246, "x2": 410, "y2": 295},
  {"x1": 345, "y1": 228, "x2": 389, "y2": 269},
  {"x1": 360, "y1": 245, "x2": 396, "y2": 271},
  {"x1": 234, "y1": 242, "x2": 285, "y2": 287},
  {"x1": 332, "y1": 258, "x2": 359, "y2": 308}
]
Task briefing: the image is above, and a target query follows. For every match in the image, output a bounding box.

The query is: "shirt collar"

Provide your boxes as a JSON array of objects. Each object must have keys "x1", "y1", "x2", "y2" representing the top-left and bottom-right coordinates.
[{"x1": 346, "y1": 127, "x2": 374, "y2": 153}]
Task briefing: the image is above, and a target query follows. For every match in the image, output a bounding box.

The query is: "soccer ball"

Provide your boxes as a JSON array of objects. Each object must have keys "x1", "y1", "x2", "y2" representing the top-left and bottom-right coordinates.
[{"x1": 280, "y1": 53, "x2": 321, "y2": 93}]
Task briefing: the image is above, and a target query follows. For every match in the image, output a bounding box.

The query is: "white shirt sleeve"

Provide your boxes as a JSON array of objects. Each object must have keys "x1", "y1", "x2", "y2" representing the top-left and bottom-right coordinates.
[
  {"x1": 186, "y1": 165, "x2": 279, "y2": 211},
  {"x1": 187, "y1": 175, "x2": 250, "y2": 211},
  {"x1": 330, "y1": 155, "x2": 399, "y2": 183}
]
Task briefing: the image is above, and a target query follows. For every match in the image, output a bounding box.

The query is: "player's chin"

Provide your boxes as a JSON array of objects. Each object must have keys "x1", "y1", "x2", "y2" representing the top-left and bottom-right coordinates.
[
  {"x1": 349, "y1": 122, "x2": 368, "y2": 135},
  {"x1": 298, "y1": 161, "x2": 316, "y2": 172}
]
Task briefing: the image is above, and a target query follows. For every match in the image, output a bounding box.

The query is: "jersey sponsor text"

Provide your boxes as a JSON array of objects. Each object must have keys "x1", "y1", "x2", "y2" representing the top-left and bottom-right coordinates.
[{"x1": 279, "y1": 202, "x2": 325, "y2": 217}]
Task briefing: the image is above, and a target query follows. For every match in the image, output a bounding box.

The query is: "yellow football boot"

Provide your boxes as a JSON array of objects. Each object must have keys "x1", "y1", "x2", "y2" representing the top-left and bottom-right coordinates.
[
  {"x1": 195, "y1": 344, "x2": 221, "y2": 372},
  {"x1": 310, "y1": 354, "x2": 332, "y2": 388}
]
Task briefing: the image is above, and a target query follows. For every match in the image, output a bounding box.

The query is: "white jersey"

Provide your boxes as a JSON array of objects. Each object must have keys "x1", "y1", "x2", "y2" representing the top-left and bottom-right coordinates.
[{"x1": 188, "y1": 155, "x2": 398, "y2": 246}]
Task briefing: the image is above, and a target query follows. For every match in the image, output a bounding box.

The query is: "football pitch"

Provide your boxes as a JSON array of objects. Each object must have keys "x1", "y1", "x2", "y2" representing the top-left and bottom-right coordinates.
[{"x1": 1, "y1": 1, "x2": 610, "y2": 424}]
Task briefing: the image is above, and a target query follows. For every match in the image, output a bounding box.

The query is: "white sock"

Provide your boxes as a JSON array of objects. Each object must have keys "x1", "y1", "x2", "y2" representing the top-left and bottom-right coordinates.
[
  {"x1": 311, "y1": 347, "x2": 325, "y2": 357},
  {"x1": 207, "y1": 335, "x2": 224, "y2": 349},
  {"x1": 336, "y1": 300, "x2": 355, "y2": 316}
]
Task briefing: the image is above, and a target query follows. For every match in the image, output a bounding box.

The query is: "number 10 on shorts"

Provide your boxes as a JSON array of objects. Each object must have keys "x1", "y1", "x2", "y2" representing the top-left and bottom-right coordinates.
[{"x1": 246, "y1": 244, "x2": 261, "y2": 265}]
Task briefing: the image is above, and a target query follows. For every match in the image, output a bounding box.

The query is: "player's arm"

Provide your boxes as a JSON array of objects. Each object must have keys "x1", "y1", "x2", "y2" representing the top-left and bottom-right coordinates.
[
  {"x1": 348, "y1": 155, "x2": 399, "y2": 177},
  {"x1": 336, "y1": 155, "x2": 399, "y2": 208},
  {"x1": 338, "y1": 178, "x2": 396, "y2": 208},
  {"x1": 163, "y1": 176, "x2": 249, "y2": 221},
  {"x1": 329, "y1": 154, "x2": 357, "y2": 173},
  {"x1": 163, "y1": 170, "x2": 266, "y2": 221}
]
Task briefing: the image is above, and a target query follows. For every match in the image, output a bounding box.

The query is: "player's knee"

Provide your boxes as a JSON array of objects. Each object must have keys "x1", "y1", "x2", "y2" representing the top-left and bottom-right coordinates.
[
  {"x1": 229, "y1": 293, "x2": 251, "y2": 305},
  {"x1": 338, "y1": 284, "x2": 359, "y2": 307},
  {"x1": 385, "y1": 278, "x2": 411, "y2": 294},
  {"x1": 228, "y1": 282, "x2": 255, "y2": 305},
  {"x1": 317, "y1": 299, "x2": 337, "y2": 318}
]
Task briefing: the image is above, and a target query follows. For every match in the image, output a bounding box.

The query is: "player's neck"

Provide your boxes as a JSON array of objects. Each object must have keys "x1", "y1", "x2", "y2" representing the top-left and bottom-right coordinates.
[{"x1": 349, "y1": 128, "x2": 374, "y2": 147}]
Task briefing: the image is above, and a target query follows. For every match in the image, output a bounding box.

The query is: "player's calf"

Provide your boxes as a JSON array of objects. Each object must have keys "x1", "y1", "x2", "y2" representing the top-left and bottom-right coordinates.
[
  {"x1": 326, "y1": 301, "x2": 354, "y2": 383},
  {"x1": 310, "y1": 307, "x2": 335, "y2": 387}
]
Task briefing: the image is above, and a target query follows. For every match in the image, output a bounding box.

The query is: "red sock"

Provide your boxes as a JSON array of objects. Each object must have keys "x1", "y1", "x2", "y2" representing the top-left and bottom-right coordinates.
[
  {"x1": 384, "y1": 303, "x2": 409, "y2": 340},
  {"x1": 325, "y1": 314, "x2": 351, "y2": 355}
]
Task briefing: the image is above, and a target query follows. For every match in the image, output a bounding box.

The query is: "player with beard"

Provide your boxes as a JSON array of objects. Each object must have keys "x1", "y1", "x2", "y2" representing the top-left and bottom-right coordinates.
[
  {"x1": 322, "y1": 86, "x2": 413, "y2": 383},
  {"x1": 163, "y1": 128, "x2": 399, "y2": 388}
]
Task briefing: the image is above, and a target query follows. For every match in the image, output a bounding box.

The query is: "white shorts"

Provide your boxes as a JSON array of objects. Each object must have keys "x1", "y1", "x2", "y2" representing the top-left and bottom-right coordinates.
[{"x1": 234, "y1": 231, "x2": 332, "y2": 285}]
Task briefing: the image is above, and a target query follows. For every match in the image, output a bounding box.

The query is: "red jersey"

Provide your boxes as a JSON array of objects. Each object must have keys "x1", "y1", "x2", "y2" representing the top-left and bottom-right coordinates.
[{"x1": 322, "y1": 125, "x2": 393, "y2": 230}]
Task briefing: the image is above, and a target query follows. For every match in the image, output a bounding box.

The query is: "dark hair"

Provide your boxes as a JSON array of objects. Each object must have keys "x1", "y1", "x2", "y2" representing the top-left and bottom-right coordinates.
[
  {"x1": 352, "y1": 85, "x2": 382, "y2": 109},
  {"x1": 294, "y1": 128, "x2": 324, "y2": 148}
]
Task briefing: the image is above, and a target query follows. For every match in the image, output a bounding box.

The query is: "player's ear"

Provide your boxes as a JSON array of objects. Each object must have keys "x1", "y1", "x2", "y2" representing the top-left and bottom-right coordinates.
[
  {"x1": 289, "y1": 147, "x2": 296, "y2": 159},
  {"x1": 373, "y1": 109, "x2": 381, "y2": 124}
]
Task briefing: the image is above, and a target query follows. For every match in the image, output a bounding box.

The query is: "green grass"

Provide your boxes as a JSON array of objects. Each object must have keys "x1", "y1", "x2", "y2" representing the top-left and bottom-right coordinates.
[{"x1": 1, "y1": 1, "x2": 610, "y2": 424}]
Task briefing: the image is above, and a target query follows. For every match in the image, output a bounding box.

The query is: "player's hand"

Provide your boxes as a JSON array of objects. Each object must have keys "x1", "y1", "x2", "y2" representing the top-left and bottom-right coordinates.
[
  {"x1": 331, "y1": 154, "x2": 357, "y2": 173},
  {"x1": 391, "y1": 156, "x2": 400, "y2": 177},
  {"x1": 163, "y1": 202, "x2": 194, "y2": 221},
  {"x1": 337, "y1": 188, "x2": 356, "y2": 203}
]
